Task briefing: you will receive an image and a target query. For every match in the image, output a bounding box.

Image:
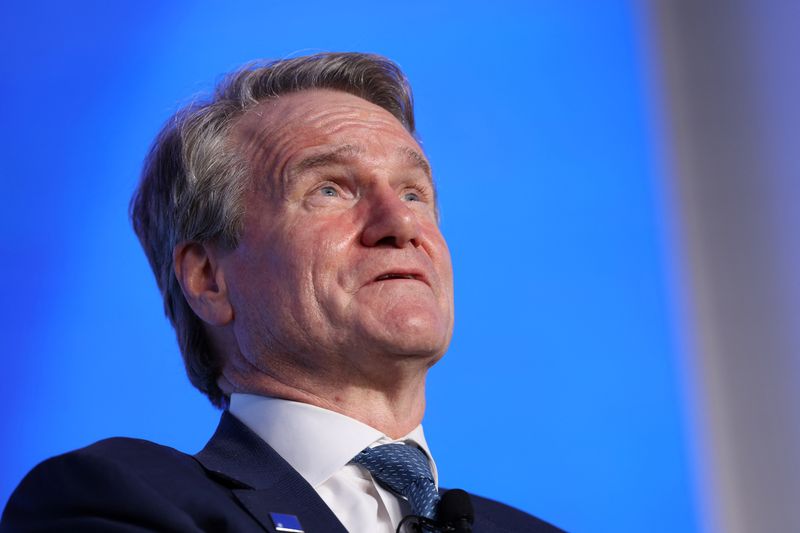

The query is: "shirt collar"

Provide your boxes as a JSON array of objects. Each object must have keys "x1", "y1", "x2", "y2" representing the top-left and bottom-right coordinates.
[{"x1": 228, "y1": 393, "x2": 438, "y2": 489}]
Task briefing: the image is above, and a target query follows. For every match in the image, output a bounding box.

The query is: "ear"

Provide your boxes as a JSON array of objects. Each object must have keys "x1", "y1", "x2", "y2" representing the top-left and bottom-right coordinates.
[{"x1": 173, "y1": 241, "x2": 233, "y2": 326}]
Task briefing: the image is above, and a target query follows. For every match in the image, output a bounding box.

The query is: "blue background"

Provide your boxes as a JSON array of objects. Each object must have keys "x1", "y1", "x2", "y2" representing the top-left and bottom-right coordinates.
[{"x1": 1, "y1": 2, "x2": 697, "y2": 532}]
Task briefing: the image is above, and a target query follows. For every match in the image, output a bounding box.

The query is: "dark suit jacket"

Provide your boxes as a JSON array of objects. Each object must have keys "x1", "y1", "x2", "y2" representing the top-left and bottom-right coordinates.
[{"x1": 2, "y1": 412, "x2": 563, "y2": 532}]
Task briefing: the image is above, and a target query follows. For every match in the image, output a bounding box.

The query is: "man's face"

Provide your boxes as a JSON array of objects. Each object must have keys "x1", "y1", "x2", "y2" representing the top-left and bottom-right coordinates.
[{"x1": 221, "y1": 89, "x2": 454, "y2": 380}]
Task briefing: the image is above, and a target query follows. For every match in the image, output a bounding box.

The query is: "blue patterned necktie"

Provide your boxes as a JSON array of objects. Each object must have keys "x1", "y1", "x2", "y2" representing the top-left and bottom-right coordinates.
[{"x1": 352, "y1": 443, "x2": 440, "y2": 520}]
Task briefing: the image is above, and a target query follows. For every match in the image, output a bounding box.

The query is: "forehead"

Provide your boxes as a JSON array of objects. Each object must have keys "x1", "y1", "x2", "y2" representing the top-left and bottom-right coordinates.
[{"x1": 231, "y1": 89, "x2": 424, "y2": 176}]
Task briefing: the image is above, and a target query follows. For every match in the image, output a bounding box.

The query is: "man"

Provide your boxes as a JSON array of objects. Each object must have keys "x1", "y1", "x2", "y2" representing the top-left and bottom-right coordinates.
[{"x1": 2, "y1": 53, "x2": 562, "y2": 532}]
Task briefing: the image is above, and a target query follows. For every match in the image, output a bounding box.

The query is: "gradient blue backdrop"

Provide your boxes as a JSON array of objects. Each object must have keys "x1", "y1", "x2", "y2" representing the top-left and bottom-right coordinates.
[{"x1": 1, "y1": 2, "x2": 697, "y2": 531}]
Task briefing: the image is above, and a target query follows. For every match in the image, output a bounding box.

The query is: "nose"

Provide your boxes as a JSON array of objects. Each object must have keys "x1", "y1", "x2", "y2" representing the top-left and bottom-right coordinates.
[{"x1": 360, "y1": 187, "x2": 421, "y2": 248}]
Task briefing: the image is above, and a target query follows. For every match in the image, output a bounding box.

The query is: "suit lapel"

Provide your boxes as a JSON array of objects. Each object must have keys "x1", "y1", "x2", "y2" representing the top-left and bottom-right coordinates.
[{"x1": 195, "y1": 411, "x2": 347, "y2": 533}]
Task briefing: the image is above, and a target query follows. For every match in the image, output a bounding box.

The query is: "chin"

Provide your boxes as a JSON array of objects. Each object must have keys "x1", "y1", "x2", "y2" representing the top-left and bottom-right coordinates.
[{"x1": 366, "y1": 314, "x2": 452, "y2": 359}]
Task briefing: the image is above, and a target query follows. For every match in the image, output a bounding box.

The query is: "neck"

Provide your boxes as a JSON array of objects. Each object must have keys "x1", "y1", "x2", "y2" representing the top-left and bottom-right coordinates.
[{"x1": 220, "y1": 354, "x2": 430, "y2": 439}]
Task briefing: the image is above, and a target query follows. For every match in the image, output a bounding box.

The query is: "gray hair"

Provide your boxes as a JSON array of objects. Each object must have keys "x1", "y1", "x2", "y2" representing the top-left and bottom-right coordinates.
[{"x1": 130, "y1": 52, "x2": 417, "y2": 407}]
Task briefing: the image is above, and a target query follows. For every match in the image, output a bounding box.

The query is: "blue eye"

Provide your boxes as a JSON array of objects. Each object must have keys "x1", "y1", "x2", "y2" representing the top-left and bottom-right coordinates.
[
  {"x1": 403, "y1": 191, "x2": 420, "y2": 202},
  {"x1": 319, "y1": 185, "x2": 338, "y2": 197}
]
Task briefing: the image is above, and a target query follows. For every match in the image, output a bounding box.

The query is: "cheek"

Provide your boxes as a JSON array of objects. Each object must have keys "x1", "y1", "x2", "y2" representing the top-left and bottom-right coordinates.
[
  {"x1": 429, "y1": 236, "x2": 455, "y2": 320},
  {"x1": 275, "y1": 228, "x2": 352, "y2": 317},
  {"x1": 426, "y1": 229, "x2": 454, "y2": 282},
  {"x1": 227, "y1": 233, "x2": 298, "y2": 306},
  {"x1": 438, "y1": 239, "x2": 453, "y2": 275},
  {"x1": 293, "y1": 216, "x2": 360, "y2": 284},
  {"x1": 309, "y1": 243, "x2": 357, "y2": 319}
]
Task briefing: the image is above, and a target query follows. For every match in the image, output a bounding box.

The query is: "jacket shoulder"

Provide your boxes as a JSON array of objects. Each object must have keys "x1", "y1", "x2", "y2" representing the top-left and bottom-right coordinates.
[
  {"x1": 30, "y1": 437, "x2": 219, "y2": 496},
  {"x1": 64, "y1": 436, "x2": 206, "y2": 479},
  {"x1": 471, "y1": 492, "x2": 566, "y2": 533},
  {"x1": 1, "y1": 438, "x2": 237, "y2": 532}
]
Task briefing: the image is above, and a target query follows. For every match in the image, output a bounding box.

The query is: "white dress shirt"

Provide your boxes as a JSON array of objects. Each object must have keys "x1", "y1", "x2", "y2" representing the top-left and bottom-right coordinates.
[{"x1": 228, "y1": 393, "x2": 438, "y2": 533}]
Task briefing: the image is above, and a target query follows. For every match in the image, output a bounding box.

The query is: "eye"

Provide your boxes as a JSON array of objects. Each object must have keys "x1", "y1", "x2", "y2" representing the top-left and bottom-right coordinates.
[
  {"x1": 402, "y1": 183, "x2": 431, "y2": 203},
  {"x1": 319, "y1": 185, "x2": 339, "y2": 197},
  {"x1": 305, "y1": 181, "x2": 354, "y2": 206}
]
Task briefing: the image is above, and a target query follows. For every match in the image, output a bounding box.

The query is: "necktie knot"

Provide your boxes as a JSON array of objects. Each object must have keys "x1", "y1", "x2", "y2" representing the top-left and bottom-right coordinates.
[{"x1": 352, "y1": 443, "x2": 440, "y2": 520}]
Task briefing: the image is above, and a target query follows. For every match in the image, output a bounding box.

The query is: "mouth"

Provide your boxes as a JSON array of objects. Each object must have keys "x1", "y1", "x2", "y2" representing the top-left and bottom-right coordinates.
[{"x1": 374, "y1": 271, "x2": 426, "y2": 283}]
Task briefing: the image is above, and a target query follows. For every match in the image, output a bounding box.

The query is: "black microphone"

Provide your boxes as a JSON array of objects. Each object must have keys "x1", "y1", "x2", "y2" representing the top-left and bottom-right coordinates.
[
  {"x1": 437, "y1": 489, "x2": 474, "y2": 533},
  {"x1": 395, "y1": 489, "x2": 475, "y2": 533}
]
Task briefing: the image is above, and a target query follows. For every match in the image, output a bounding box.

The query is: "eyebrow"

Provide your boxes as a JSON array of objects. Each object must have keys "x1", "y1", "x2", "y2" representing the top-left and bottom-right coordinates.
[
  {"x1": 288, "y1": 143, "x2": 432, "y2": 180},
  {"x1": 398, "y1": 145, "x2": 432, "y2": 179},
  {"x1": 288, "y1": 144, "x2": 363, "y2": 178}
]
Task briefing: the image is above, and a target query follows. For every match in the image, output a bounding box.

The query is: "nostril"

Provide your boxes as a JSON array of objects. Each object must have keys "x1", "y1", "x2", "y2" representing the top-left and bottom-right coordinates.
[{"x1": 373, "y1": 236, "x2": 399, "y2": 248}]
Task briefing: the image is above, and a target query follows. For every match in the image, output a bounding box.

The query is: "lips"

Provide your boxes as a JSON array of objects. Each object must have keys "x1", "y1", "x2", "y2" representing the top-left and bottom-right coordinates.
[
  {"x1": 375, "y1": 273, "x2": 418, "y2": 281},
  {"x1": 372, "y1": 269, "x2": 428, "y2": 286}
]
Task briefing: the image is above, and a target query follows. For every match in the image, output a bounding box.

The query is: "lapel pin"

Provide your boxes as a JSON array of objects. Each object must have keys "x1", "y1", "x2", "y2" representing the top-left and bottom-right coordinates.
[{"x1": 269, "y1": 512, "x2": 304, "y2": 533}]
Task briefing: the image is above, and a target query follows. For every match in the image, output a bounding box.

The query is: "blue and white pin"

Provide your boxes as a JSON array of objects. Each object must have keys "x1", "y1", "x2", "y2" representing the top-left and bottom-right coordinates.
[{"x1": 269, "y1": 512, "x2": 304, "y2": 533}]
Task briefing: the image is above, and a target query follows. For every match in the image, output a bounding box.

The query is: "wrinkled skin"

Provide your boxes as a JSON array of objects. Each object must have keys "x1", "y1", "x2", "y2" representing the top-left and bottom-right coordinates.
[{"x1": 177, "y1": 89, "x2": 454, "y2": 436}]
